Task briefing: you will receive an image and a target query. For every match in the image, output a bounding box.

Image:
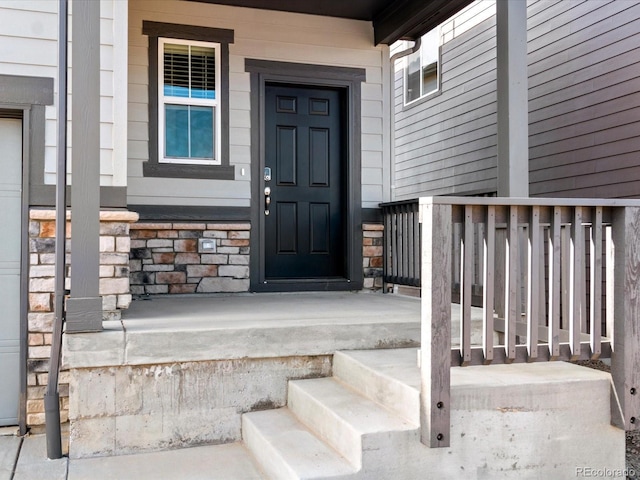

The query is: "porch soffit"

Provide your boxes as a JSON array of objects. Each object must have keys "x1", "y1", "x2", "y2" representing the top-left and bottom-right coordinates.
[{"x1": 186, "y1": 0, "x2": 475, "y2": 45}]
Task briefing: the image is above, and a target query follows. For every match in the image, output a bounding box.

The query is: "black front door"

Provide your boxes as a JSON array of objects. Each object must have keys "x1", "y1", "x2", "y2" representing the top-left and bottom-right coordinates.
[{"x1": 264, "y1": 84, "x2": 345, "y2": 280}]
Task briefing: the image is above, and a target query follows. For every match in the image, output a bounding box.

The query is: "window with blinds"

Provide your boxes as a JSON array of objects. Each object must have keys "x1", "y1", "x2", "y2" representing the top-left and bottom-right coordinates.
[{"x1": 159, "y1": 38, "x2": 220, "y2": 164}]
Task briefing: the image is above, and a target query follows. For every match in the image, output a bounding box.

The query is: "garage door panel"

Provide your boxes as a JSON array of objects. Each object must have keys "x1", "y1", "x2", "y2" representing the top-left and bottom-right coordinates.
[
  {"x1": 0, "y1": 118, "x2": 21, "y2": 184},
  {"x1": 0, "y1": 275, "x2": 20, "y2": 339},
  {"x1": 0, "y1": 349, "x2": 19, "y2": 425},
  {"x1": 0, "y1": 116, "x2": 22, "y2": 427},
  {"x1": 0, "y1": 195, "x2": 21, "y2": 263}
]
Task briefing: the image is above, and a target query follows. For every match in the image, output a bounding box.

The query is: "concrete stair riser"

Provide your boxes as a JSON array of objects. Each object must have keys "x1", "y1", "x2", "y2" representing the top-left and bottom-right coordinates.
[
  {"x1": 287, "y1": 380, "x2": 363, "y2": 469},
  {"x1": 242, "y1": 409, "x2": 357, "y2": 480},
  {"x1": 451, "y1": 371, "x2": 612, "y2": 430},
  {"x1": 332, "y1": 350, "x2": 419, "y2": 425},
  {"x1": 242, "y1": 412, "x2": 299, "y2": 480},
  {"x1": 287, "y1": 378, "x2": 416, "y2": 470}
]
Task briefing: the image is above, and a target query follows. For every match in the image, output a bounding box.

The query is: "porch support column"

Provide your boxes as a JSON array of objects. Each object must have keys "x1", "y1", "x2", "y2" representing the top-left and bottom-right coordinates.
[
  {"x1": 66, "y1": 0, "x2": 102, "y2": 332},
  {"x1": 496, "y1": 0, "x2": 529, "y2": 197}
]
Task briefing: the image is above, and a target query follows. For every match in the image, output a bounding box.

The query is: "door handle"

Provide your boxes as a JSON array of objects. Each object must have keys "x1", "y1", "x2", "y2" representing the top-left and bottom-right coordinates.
[{"x1": 264, "y1": 186, "x2": 271, "y2": 216}]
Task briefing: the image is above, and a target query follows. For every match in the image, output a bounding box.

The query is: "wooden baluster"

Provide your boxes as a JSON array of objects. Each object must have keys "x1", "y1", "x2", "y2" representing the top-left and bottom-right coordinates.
[
  {"x1": 460, "y1": 205, "x2": 473, "y2": 365},
  {"x1": 527, "y1": 206, "x2": 540, "y2": 360},
  {"x1": 494, "y1": 225, "x2": 506, "y2": 324},
  {"x1": 548, "y1": 206, "x2": 561, "y2": 360},
  {"x1": 590, "y1": 207, "x2": 602, "y2": 360},
  {"x1": 569, "y1": 207, "x2": 585, "y2": 360},
  {"x1": 561, "y1": 224, "x2": 570, "y2": 331},
  {"x1": 505, "y1": 205, "x2": 518, "y2": 362},
  {"x1": 606, "y1": 224, "x2": 614, "y2": 348},
  {"x1": 483, "y1": 206, "x2": 495, "y2": 364}
]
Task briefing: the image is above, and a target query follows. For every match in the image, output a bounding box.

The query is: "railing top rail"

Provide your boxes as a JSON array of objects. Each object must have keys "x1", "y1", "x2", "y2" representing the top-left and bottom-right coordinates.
[
  {"x1": 419, "y1": 196, "x2": 640, "y2": 208},
  {"x1": 380, "y1": 199, "x2": 420, "y2": 208}
]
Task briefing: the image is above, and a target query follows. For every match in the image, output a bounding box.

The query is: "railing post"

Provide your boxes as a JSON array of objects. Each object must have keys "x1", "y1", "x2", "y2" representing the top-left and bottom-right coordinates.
[
  {"x1": 419, "y1": 199, "x2": 452, "y2": 447},
  {"x1": 610, "y1": 206, "x2": 640, "y2": 430}
]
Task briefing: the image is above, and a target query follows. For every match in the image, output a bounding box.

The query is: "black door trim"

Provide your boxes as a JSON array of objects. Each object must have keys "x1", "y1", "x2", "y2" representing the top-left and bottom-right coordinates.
[{"x1": 245, "y1": 60, "x2": 366, "y2": 292}]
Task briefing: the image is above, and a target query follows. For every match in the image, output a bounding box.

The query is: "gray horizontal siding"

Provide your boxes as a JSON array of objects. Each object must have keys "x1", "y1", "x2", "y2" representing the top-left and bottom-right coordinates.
[
  {"x1": 393, "y1": 12, "x2": 497, "y2": 200},
  {"x1": 528, "y1": 0, "x2": 640, "y2": 198},
  {"x1": 393, "y1": 0, "x2": 640, "y2": 200}
]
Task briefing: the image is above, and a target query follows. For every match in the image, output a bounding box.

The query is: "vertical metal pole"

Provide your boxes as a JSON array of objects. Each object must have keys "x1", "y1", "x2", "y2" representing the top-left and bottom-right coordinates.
[{"x1": 45, "y1": 0, "x2": 67, "y2": 460}]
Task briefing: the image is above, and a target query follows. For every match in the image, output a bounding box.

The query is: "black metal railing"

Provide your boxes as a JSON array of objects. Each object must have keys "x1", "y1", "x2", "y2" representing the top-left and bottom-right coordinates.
[{"x1": 381, "y1": 200, "x2": 421, "y2": 287}]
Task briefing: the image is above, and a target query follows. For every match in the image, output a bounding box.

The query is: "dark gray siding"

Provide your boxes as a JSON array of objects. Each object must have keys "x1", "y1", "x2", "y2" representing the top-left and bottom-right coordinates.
[
  {"x1": 528, "y1": 0, "x2": 640, "y2": 199},
  {"x1": 393, "y1": 0, "x2": 640, "y2": 200},
  {"x1": 393, "y1": 11, "x2": 497, "y2": 200}
]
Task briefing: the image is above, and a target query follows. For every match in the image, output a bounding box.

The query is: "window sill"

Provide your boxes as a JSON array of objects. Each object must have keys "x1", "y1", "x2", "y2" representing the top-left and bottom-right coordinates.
[
  {"x1": 401, "y1": 89, "x2": 443, "y2": 112},
  {"x1": 143, "y1": 161, "x2": 235, "y2": 180}
]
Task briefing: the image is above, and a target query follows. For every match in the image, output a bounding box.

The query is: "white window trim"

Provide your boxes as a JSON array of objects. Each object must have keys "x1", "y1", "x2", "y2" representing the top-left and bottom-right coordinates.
[
  {"x1": 403, "y1": 27, "x2": 441, "y2": 106},
  {"x1": 158, "y1": 37, "x2": 222, "y2": 165}
]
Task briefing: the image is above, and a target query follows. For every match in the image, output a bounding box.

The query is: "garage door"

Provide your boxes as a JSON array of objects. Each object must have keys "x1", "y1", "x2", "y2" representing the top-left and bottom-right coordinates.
[{"x1": 0, "y1": 117, "x2": 22, "y2": 426}]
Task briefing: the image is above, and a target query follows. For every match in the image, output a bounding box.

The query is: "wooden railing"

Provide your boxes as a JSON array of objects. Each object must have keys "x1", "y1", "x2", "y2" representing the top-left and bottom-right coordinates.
[
  {"x1": 381, "y1": 200, "x2": 421, "y2": 288},
  {"x1": 418, "y1": 196, "x2": 640, "y2": 448}
]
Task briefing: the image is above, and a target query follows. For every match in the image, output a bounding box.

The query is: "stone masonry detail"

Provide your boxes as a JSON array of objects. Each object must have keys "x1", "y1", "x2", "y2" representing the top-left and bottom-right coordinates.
[
  {"x1": 27, "y1": 209, "x2": 138, "y2": 431},
  {"x1": 129, "y1": 222, "x2": 250, "y2": 295},
  {"x1": 363, "y1": 223, "x2": 383, "y2": 291}
]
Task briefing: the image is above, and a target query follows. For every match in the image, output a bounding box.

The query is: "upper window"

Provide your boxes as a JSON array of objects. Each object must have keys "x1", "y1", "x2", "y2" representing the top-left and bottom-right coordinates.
[
  {"x1": 159, "y1": 38, "x2": 220, "y2": 164},
  {"x1": 404, "y1": 27, "x2": 440, "y2": 105}
]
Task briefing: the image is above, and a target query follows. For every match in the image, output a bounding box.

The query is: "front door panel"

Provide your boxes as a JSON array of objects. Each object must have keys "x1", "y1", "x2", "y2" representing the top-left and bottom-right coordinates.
[{"x1": 264, "y1": 85, "x2": 345, "y2": 279}]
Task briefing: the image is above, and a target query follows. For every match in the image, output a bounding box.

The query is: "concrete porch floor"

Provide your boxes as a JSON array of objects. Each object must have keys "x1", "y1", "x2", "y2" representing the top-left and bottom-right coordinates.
[
  {"x1": 64, "y1": 291, "x2": 486, "y2": 370},
  {"x1": 124, "y1": 291, "x2": 420, "y2": 328},
  {"x1": 65, "y1": 291, "x2": 428, "y2": 369}
]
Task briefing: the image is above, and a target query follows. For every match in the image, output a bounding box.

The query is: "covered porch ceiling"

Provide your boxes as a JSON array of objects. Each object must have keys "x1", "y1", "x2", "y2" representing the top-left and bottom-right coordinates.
[{"x1": 189, "y1": 0, "x2": 476, "y2": 45}]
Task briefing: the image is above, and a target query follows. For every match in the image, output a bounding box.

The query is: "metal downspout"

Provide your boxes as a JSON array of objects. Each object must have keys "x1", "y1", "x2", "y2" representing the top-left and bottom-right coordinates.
[
  {"x1": 388, "y1": 38, "x2": 421, "y2": 202},
  {"x1": 45, "y1": 0, "x2": 68, "y2": 460}
]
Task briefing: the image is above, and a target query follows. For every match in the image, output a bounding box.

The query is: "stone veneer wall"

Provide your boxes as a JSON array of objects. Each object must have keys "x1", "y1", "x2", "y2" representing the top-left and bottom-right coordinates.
[
  {"x1": 363, "y1": 223, "x2": 383, "y2": 291},
  {"x1": 27, "y1": 209, "x2": 138, "y2": 430},
  {"x1": 129, "y1": 222, "x2": 250, "y2": 294},
  {"x1": 130, "y1": 222, "x2": 383, "y2": 293}
]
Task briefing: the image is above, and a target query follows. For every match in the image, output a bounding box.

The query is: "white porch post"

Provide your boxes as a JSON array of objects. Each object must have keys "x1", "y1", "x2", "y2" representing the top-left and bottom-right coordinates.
[
  {"x1": 496, "y1": 0, "x2": 529, "y2": 197},
  {"x1": 66, "y1": 0, "x2": 102, "y2": 332}
]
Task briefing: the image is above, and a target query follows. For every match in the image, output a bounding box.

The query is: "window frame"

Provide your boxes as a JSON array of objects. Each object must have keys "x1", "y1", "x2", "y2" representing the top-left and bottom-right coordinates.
[
  {"x1": 403, "y1": 26, "x2": 441, "y2": 106},
  {"x1": 142, "y1": 21, "x2": 235, "y2": 180},
  {"x1": 158, "y1": 37, "x2": 221, "y2": 165}
]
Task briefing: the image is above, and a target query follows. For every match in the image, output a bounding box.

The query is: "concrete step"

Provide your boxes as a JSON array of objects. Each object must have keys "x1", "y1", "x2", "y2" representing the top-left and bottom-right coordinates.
[
  {"x1": 334, "y1": 348, "x2": 614, "y2": 428},
  {"x1": 451, "y1": 361, "x2": 615, "y2": 428},
  {"x1": 332, "y1": 349, "x2": 420, "y2": 424},
  {"x1": 242, "y1": 408, "x2": 357, "y2": 480},
  {"x1": 287, "y1": 377, "x2": 416, "y2": 469}
]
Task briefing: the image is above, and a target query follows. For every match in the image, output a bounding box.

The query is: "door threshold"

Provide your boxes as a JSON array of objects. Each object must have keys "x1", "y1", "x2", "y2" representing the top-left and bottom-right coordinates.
[{"x1": 253, "y1": 278, "x2": 362, "y2": 292}]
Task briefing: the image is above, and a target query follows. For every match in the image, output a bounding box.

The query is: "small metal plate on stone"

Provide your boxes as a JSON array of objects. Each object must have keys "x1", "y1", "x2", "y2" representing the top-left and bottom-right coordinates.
[{"x1": 198, "y1": 238, "x2": 216, "y2": 253}]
